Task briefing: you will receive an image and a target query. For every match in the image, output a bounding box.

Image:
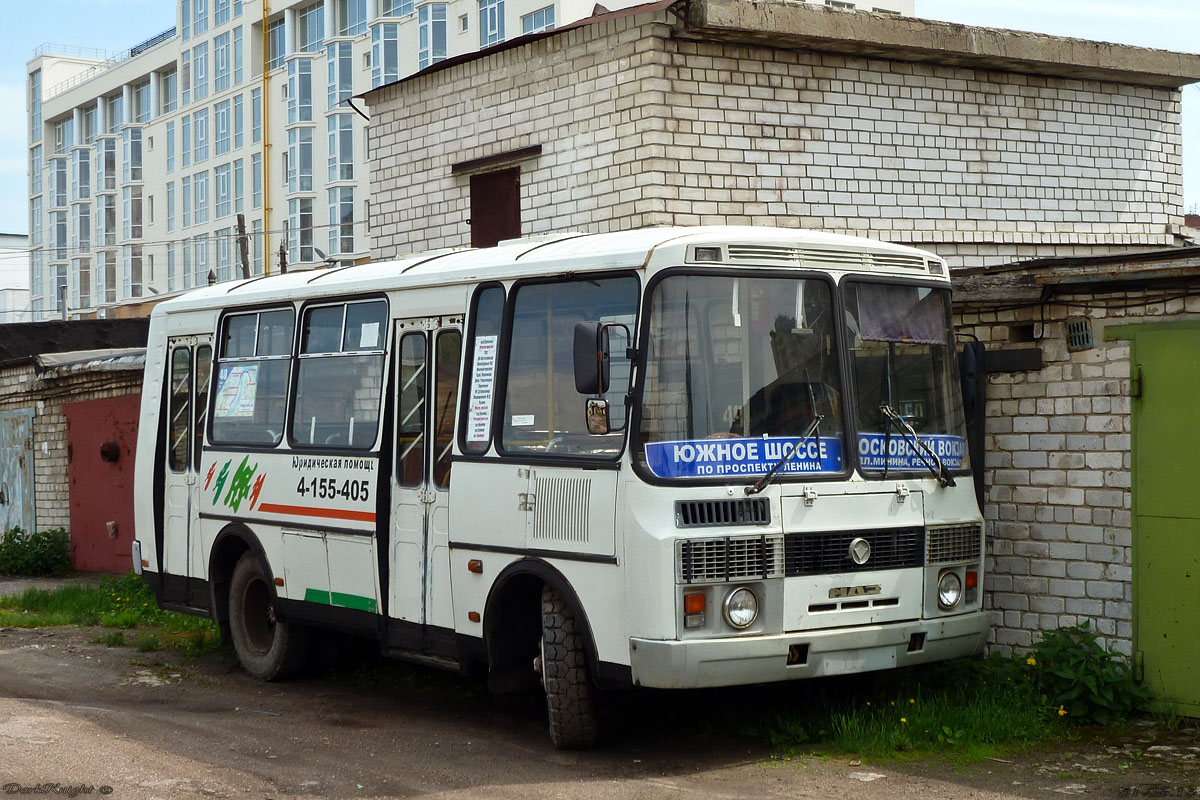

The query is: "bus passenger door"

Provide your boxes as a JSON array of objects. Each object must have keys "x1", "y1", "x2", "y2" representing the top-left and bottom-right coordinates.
[
  {"x1": 162, "y1": 337, "x2": 212, "y2": 602},
  {"x1": 389, "y1": 318, "x2": 462, "y2": 637}
]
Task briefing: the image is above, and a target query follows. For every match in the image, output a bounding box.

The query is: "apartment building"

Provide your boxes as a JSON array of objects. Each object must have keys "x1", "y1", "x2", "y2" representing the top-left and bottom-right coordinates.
[
  {"x1": 25, "y1": 0, "x2": 913, "y2": 320},
  {"x1": 0, "y1": 234, "x2": 32, "y2": 324}
]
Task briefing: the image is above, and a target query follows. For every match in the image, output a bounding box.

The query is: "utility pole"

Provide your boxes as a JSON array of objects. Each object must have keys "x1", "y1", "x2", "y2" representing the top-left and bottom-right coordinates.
[{"x1": 237, "y1": 213, "x2": 251, "y2": 279}]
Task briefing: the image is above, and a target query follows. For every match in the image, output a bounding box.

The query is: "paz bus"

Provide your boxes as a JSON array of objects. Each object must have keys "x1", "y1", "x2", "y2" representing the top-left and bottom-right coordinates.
[{"x1": 133, "y1": 226, "x2": 988, "y2": 748}]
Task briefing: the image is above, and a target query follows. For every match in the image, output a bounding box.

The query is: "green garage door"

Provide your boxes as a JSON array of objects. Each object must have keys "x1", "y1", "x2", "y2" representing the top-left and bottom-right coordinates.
[{"x1": 1131, "y1": 324, "x2": 1200, "y2": 717}]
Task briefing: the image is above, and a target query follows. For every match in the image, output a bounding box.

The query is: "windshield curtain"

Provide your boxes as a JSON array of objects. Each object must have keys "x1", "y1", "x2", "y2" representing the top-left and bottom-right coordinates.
[
  {"x1": 637, "y1": 274, "x2": 846, "y2": 480},
  {"x1": 844, "y1": 281, "x2": 969, "y2": 475}
]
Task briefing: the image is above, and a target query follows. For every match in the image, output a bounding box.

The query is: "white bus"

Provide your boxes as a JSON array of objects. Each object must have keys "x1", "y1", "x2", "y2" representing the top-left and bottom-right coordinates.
[{"x1": 133, "y1": 226, "x2": 988, "y2": 748}]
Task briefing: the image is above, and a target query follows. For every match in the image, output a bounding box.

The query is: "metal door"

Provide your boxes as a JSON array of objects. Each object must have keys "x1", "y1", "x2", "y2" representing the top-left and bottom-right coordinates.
[
  {"x1": 0, "y1": 409, "x2": 35, "y2": 534},
  {"x1": 389, "y1": 317, "x2": 462, "y2": 631},
  {"x1": 163, "y1": 337, "x2": 212, "y2": 596},
  {"x1": 1131, "y1": 324, "x2": 1200, "y2": 717}
]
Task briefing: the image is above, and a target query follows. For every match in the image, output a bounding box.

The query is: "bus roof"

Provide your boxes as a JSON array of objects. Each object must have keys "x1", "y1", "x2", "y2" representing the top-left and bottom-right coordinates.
[{"x1": 153, "y1": 226, "x2": 943, "y2": 316}]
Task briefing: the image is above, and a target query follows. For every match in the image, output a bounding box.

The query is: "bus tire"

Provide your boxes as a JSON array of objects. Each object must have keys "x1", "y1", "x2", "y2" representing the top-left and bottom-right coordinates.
[
  {"x1": 228, "y1": 552, "x2": 308, "y2": 681},
  {"x1": 540, "y1": 583, "x2": 597, "y2": 749}
]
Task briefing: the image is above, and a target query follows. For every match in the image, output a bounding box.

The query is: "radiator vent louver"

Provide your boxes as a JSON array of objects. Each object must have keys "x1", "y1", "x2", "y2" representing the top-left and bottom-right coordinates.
[
  {"x1": 725, "y1": 245, "x2": 926, "y2": 272},
  {"x1": 676, "y1": 498, "x2": 771, "y2": 528},
  {"x1": 784, "y1": 527, "x2": 924, "y2": 575},
  {"x1": 927, "y1": 523, "x2": 983, "y2": 564},
  {"x1": 677, "y1": 535, "x2": 785, "y2": 584},
  {"x1": 531, "y1": 477, "x2": 590, "y2": 544}
]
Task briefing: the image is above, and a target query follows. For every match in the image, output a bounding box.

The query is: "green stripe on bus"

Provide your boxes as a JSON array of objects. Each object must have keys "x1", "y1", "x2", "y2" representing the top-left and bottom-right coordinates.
[{"x1": 303, "y1": 588, "x2": 377, "y2": 613}]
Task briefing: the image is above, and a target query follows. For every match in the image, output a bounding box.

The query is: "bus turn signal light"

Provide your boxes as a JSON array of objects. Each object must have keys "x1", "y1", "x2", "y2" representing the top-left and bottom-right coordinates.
[
  {"x1": 467, "y1": 559, "x2": 483, "y2": 574},
  {"x1": 965, "y1": 571, "x2": 978, "y2": 589},
  {"x1": 684, "y1": 592, "x2": 705, "y2": 629}
]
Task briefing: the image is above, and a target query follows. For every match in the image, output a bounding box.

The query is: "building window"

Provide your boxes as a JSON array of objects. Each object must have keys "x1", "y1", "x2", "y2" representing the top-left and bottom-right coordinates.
[
  {"x1": 182, "y1": 175, "x2": 192, "y2": 227},
  {"x1": 71, "y1": 148, "x2": 91, "y2": 201},
  {"x1": 479, "y1": 0, "x2": 504, "y2": 47},
  {"x1": 214, "y1": 32, "x2": 231, "y2": 92},
  {"x1": 181, "y1": 115, "x2": 192, "y2": 168},
  {"x1": 328, "y1": 187, "x2": 354, "y2": 254},
  {"x1": 30, "y1": 70, "x2": 42, "y2": 143},
  {"x1": 287, "y1": 127, "x2": 313, "y2": 192},
  {"x1": 193, "y1": 109, "x2": 209, "y2": 163},
  {"x1": 193, "y1": 0, "x2": 209, "y2": 35},
  {"x1": 296, "y1": 2, "x2": 324, "y2": 52},
  {"x1": 267, "y1": 19, "x2": 285, "y2": 70},
  {"x1": 371, "y1": 23, "x2": 399, "y2": 87},
  {"x1": 288, "y1": 58, "x2": 313, "y2": 123},
  {"x1": 122, "y1": 185, "x2": 143, "y2": 240},
  {"x1": 30, "y1": 197, "x2": 42, "y2": 246},
  {"x1": 521, "y1": 4, "x2": 554, "y2": 33},
  {"x1": 216, "y1": 228, "x2": 232, "y2": 280},
  {"x1": 123, "y1": 244, "x2": 144, "y2": 298},
  {"x1": 327, "y1": 114, "x2": 354, "y2": 182},
  {"x1": 133, "y1": 81, "x2": 152, "y2": 123},
  {"x1": 181, "y1": 51, "x2": 192, "y2": 106},
  {"x1": 251, "y1": 88, "x2": 262, "y2": 142},
  {"x1": 327, "y1": 42, "x2": 352, "y2": 109},
  {"x1": 168, "y1": 244, "x2": 177, "y2": 293},
  {"x1": 193, "y1": 43, "x2": 209, "y2": 101},
  {"x1": 99, "y1": 250, "x2": 117, "y2": 304},
  {"x1": 122, "y1": 128, "x2": 143, "y2": 183},
  {"x1": 215, "y1": 99, "x2": 231, "y2": 155},
  {"x1": 73, "y1": 257, "x2": 91, "y2": 309},
  {"x1": 96, "y1": 194, "x2": 116, "y2": 246},
  {"x1": 82, "y1": 107, "x2": 98, "y2": 143},
  {"x1": 214, "y1": 0, "x2": 230, "y2": 26},
  {"x1": 337, "y1": 0, "x2": 367, "y2": 35},
  {"x1": 31, "y1": 249, "x2": 44, "y2": 300},
  {"x1": 30, "y1": 146, "x2": 42, "y2": 195},
  {"x1": 194, "y1": 234, "x2": 209, "y2": 285},
  {"x1": 215, "y1": 162, "x2": 232, "y2": 218},
  {"x1": 252, "y1": 153, "x2": 263, "y2": 208},
  {"x1": 106, "y1": 94, "x2": 123, "y2": 132},
  {"x1": 234, "y1": 26, "x2": 244, "y2": 84},
  {"x1": 73, "y1": 204, "x2": 91, "y2": 252},
  {"x1": 166, "y1": 121, "x2": 175, "y2": 172},
  {"x1": 53, "y1": 119, "x2": 74, "y2": 155},
  {"x1": 161, "y1": 69, "x2": 178, "y2": 114},
  {"x1": 96, "y1": 138, "x2": 117, "y2": 192},
  {"x1": 167, "y1": 181, "x2": 176, "y2": 232},
  {"x1": 194, "y1": 170, "x2": 210, "y2": 224},
  {"x1": 233, "y1": 94, "x2": 244, "y2": 148},
  {"x1": 419, "y1": 4, "x2": 448, "y2": 70},
  {"x1": 234, "y1": 158, "x2": 244, "y2": 213},
  {"x1": 49, "y1": 158, "x2": 67, "y2": 207},
  {"x1": 50, "y1": 210, "x2": 67, "y2": 261},
  {"x1": 380, "y1": 0, "x2": 414, "y2": 15},
  {"x1": 288, "y1": 197, "x2": 314, "y2": 263},
  {"x1": 252, "y1": 219, "x2": 263, "y2": 273}
]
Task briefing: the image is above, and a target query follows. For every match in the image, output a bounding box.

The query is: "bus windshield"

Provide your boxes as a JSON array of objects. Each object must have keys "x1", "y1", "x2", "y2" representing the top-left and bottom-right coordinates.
[
  {"x1": 843, "y1": 281, "x2": 969, "y2": 476},
  {"x1": 637, "y1": 274, "x2": 846, "y2": 480}
]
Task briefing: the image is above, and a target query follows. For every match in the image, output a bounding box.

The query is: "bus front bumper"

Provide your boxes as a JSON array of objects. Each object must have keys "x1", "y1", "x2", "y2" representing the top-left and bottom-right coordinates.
[{"x1": 628, "y1": 611, "x2": 989, "y2": 689}]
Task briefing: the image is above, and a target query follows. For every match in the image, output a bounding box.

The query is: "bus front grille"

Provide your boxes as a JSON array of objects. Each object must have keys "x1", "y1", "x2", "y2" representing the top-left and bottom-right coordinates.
[
  {"x1": 783, "y1": 527, "x2": 924, "y2": 575},
  {"x1": 927, "y1": 523, "x2": 983, "y2": 564},
  {"x1": 677, "y1": 535, "x2": 785, "y2": 584},
  {"x1": 675, "y1": 498, "x2": 771, "y2": 528}
]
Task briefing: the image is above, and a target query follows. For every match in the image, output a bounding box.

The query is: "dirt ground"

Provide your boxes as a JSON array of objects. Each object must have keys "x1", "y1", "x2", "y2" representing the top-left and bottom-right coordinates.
[{"x1": 0, "y1": 620, "x2": 1196, "y2": 800}]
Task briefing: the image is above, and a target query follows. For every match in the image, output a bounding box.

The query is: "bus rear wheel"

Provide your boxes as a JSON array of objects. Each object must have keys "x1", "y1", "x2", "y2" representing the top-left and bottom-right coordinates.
[
  {"x1": 228, "y1": 552, "x2": 308, "y2": 680},
  {"x1": 539, "y1": 584, "x2": 598, "y2": 749}
]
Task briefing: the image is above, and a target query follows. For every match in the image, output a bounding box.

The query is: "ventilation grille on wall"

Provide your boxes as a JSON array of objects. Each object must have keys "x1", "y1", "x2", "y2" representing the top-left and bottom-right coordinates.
[
  {"x1": 1065, "y1": 317, "x2": 1095, "y2": 352},
  {"x1": 531, "y1": 477, "x2": 590, "y2": 544}
]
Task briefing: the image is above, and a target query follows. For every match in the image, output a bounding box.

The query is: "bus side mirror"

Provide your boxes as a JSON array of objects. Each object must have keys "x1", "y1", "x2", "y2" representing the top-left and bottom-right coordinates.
[
  {"x1": 574, "y1": 321, "x2": 610, "y2": 395},
  {"x1": 585, "y1": 398, "x2": 610, "y2": 435}
]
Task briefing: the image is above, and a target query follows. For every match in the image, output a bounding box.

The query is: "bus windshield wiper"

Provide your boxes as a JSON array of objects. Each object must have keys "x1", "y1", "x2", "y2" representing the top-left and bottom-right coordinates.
[
  {"x1": 745, "y1": 414, "x2": 825, "y2": 496},
  {"x1": 878, "y1": 404, "x2": 955, "y2": 488}
]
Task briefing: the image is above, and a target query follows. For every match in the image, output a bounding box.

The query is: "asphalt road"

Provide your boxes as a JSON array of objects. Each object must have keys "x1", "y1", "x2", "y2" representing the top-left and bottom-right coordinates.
[{"x1": 0, "y1": 624, "x2": 1196, "y2": 800}]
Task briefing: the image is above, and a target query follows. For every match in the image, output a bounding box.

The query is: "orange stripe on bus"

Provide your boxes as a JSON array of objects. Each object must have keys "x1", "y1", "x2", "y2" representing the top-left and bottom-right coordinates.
[{"x1": 256, "y1": 503, "x2": 377, "y2": 523}]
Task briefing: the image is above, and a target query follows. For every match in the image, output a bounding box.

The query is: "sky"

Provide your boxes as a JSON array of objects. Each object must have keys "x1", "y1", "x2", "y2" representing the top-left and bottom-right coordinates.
[{"x1": 0, "y1": 0, "x2": 1197, "y2": 241}]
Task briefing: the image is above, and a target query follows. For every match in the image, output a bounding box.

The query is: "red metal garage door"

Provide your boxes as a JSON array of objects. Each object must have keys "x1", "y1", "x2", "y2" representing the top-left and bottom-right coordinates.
[{"x1": 65, "y1": 393, "x2": 141, "y2": 573}]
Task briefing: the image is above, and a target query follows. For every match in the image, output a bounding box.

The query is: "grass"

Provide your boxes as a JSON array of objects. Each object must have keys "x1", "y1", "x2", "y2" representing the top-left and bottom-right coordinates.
[{"x1": 0, "y1": 572, "x2": 223, "y2": 655}]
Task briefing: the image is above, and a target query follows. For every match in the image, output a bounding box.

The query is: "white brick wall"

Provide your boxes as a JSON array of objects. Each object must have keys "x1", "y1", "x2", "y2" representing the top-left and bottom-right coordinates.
[{"x1": 366, "y1": 11, "x2": 1185, "y2": 266}]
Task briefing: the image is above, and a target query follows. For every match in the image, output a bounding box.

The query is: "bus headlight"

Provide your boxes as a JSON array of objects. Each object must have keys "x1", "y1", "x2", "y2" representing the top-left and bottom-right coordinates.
[
  {"x1": 723, "y1": 587, "x2": 759, "y2": 629},
  {"x1": 937, "y1": 570, "x2": 962, "y2": 610}
]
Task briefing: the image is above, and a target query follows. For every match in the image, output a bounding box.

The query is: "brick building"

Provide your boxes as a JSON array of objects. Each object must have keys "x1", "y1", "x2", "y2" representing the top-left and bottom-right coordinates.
[{"x1": 357, "y1": 0, "x2": 1200, "y2": 695}]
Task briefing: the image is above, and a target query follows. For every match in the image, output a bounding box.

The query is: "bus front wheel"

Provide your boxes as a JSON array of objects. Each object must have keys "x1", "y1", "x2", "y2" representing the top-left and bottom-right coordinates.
[
  {"x1": 538, "y1": 584, "x2": 598, "y2": 749},
  {"x1": 228, "y1": 552, "x2": 308, "y2": 680}
]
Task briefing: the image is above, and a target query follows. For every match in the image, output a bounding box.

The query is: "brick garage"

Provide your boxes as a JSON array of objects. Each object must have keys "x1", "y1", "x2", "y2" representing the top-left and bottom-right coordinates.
[{"x1": 362, "y1": 0, "x2": 1200, "y2": 269}]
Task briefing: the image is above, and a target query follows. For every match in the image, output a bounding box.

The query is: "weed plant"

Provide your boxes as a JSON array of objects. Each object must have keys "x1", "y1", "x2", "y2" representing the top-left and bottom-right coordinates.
[
  {"x1": 1030, "y1": 622, "x2": 1150, "y2": 724},
  {"x1": 0, "y1": 572, "x2": 221, "y2": 654},
  {"x1": 0, "y1": 527, "x2": 71, "y2": 576}
]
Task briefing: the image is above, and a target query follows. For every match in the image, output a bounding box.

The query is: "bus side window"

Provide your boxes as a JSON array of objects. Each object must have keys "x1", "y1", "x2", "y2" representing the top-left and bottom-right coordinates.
[
  {"x1": 433, "y1": 329, "x2": 461, "y2": 488},
  {"x1": 194, "y1": 344, "x2": 211, "y2": 471},
  {"x1": 460, "y1": 285, "x2": 504, "y2": 455},
  {"x1": 396, "y1": 331, "x2": 426, "y2": 486},
  {"x1": 168, "y1": 347, "x2": 191, "y2": 472}
]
